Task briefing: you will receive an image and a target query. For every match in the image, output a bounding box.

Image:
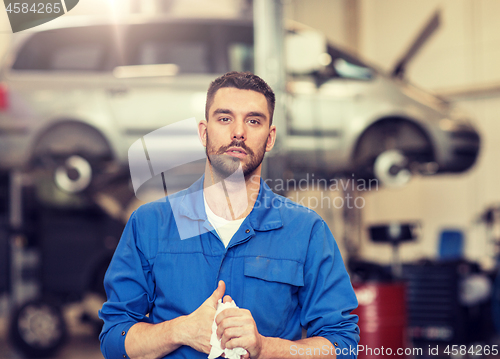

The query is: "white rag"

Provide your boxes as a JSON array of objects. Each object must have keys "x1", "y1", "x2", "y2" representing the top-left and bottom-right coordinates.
[{"x1": 208, "y1": 299, "x2": 248, "y2": 359}]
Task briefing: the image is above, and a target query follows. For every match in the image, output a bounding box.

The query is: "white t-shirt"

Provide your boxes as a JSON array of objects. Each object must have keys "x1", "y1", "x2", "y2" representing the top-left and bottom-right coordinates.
[{"x1": 204, "y1": 194, "x2": 246, "y2": 248}]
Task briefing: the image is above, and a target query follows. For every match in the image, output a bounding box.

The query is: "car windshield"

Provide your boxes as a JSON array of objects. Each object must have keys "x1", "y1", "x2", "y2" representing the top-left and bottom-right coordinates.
[
  {"x1": 327, "y1": 45, "x2": 376, "y2": 80},
  {"x1": 12, "y1": 26, "x2": 114, "y2": 72},
  {"x1": 111, "y1": 22, "x2": 254, "y2": 74},
  {"x1": 11, "y1": 22, "x2": 254, "y2": 75}
]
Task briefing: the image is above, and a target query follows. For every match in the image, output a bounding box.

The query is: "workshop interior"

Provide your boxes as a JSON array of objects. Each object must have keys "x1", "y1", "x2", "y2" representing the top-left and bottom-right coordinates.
[{"x1": 0, "y1": 0, "x2": 498, "y2": 357}]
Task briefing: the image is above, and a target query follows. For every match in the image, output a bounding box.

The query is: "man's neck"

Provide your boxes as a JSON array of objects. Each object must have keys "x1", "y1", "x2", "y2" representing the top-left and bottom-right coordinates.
[{"x1": 203, "y1": 163, "x2": 261, "y2": 221}]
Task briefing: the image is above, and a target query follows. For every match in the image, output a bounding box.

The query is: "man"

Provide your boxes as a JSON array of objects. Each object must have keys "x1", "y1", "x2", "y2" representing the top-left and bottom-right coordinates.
[{"x1": 99, "y1": 71, "x2": 359, "y2": 359}]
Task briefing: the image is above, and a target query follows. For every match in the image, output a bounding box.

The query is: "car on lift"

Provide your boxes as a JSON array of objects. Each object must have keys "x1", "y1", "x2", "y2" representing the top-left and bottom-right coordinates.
[{"x1": 0, "y1": 13, "x2": 480, "y2": 194}]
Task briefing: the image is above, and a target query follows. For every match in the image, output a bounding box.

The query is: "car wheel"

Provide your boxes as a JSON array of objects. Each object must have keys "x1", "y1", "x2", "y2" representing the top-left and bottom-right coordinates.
[
  {"x1": 373, "y1": 149, "x2": 412, "y2": 188},
  {"x1": 353, "y1": 119, "x2": 433, "y2": 187},
  {"x1": 9, "y1": 300, "x2": 67, "y2": 358},
  {"x1": 31, "y1": 122, "x2": 114, "y2": 195}
]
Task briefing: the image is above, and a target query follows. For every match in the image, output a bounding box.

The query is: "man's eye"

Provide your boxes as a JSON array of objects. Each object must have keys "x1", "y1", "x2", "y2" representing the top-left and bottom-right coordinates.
[
  {"x1": 248, "y1": 119, "x2": 260, "y2": 125},
  {"x1": 219, "y1": 117, "x2": 231, "y2": 122}
]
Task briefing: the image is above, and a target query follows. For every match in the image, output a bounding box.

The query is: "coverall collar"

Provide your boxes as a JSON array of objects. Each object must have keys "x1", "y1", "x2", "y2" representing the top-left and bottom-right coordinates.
[{"x1": 177, "y1": 174, "x2": 283, "y2": 231}]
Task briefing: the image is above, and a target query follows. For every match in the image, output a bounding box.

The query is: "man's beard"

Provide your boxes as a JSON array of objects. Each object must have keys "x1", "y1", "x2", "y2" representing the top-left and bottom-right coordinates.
[{"x1": 206, "y1": 135, "x2": 266, "y2": 180}]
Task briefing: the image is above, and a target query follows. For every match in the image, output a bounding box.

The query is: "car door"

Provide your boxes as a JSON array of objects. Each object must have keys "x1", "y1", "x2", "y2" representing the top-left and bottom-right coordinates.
[
  {"x1": 287, "y1": 75, "x2": 351, "y2": 173},
  {"x1": 286, "y1": 44, "x2": 374, "y2": 173},
  {"x1": 105, "y1": 22, "x2": 216, "y2": 142}
]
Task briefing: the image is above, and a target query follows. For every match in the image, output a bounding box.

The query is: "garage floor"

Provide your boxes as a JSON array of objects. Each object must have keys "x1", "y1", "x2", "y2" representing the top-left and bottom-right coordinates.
[
  {"x1": 0, "y1": 334, "x2": 102, "y2": 359},
  {"x1": 0, "y1": 298, "x2": 103, "y2": 359},
  {"x1": 2, "y1": 304, "x2": 500, "y2": 359}
]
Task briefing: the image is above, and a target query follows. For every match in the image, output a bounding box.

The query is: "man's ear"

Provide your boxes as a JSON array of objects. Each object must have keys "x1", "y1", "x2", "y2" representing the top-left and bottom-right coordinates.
[
  {"x1": 198, "y1": 119, "x2": 208, "y2": 147},
  {"x1": 266, "y1": 125, "x2": 277, "y2": 152}
]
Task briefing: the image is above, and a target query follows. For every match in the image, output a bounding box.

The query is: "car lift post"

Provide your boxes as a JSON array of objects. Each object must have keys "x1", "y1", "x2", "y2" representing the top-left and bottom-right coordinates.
[
  {"x1": 9, "y1": 170, "x2": 23, "y2": 309},
  {"x1": 8, "y1": 170, "x2": 39, "y2": 309}
]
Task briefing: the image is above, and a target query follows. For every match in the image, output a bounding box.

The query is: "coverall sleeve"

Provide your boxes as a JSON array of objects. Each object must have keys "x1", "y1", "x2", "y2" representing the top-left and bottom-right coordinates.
[
  {"x1": 98, "y1": 211, "x2": 156, "y2": 359},
  {"x1": 298, "y1": 220, "x2": 360, "y2": 359}
]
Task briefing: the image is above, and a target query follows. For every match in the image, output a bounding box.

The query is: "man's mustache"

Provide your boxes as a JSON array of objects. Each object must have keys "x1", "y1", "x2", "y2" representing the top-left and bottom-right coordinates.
[{"x1": 217, "y1": 140, "x2": 254, "y2": 156}]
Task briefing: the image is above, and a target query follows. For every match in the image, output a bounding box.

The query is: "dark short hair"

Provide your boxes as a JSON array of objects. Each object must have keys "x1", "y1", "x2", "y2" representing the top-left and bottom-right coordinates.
[{"x1": 205, "y1": 71, "x2": 275, "y2": 125}]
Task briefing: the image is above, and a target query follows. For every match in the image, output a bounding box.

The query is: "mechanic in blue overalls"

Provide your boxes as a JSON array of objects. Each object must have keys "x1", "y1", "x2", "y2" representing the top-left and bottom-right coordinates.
[{"x1": 99, "y1": 71, "x2": 359, "y2": 359}]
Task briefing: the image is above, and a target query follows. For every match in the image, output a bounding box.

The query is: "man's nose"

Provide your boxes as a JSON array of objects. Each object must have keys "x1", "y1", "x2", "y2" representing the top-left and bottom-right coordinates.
[{"x1": 231, "y1": 120, "x2": 246, "y2": 141}]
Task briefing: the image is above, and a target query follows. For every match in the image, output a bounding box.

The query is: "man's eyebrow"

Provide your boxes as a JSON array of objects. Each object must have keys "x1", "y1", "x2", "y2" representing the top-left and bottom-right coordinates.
[
  {"x1": 212, "y1": 108, "x2": 234, "y2": 116},
  {"x1": 246, "y1": 111, "x2": 267, "y2": 119}
]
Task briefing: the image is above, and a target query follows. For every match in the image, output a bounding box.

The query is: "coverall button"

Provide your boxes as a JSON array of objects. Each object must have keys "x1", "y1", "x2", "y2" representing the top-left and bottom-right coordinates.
[{"x1": 245, "y1": 229, "x2": 250, "y2": 233}]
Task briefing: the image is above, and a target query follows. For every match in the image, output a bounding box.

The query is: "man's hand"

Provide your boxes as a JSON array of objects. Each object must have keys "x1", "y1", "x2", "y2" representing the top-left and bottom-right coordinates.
[
  {"x1": 216, "y1": 295, "x2": 264, "y2": 359},
  {"x1": 177, "y1": 280, "x2": 226, "y2": 354}
]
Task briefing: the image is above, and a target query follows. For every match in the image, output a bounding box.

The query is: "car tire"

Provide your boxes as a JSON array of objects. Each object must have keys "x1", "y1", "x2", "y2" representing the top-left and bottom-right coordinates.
[
  {"x1": 31, "y1": 122, "x2": 114, "y2": 195},
  {"x1": 9, "y1": 300, "x2": 67, "y2": 358},
  {"x1": 33, "y1": 152, "x2": 115, "y2": 205}
]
